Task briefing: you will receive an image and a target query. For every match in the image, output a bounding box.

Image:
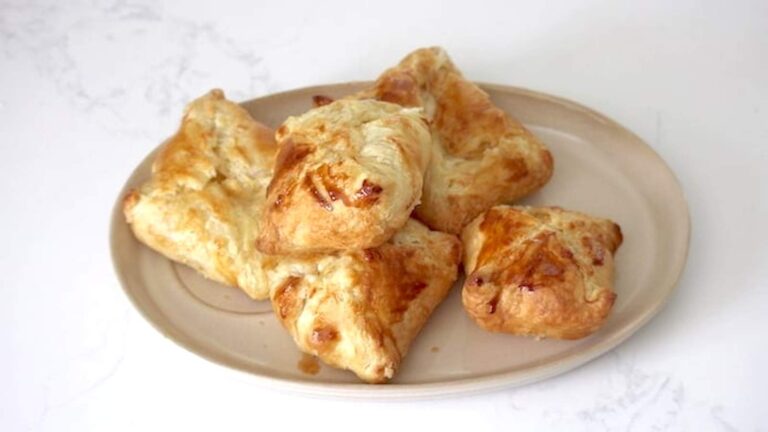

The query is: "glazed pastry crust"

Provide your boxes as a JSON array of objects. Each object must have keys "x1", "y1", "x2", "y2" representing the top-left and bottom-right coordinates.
[
  {"x1": 270, "y1": 220, "x2": 461, "y2": 383},
  {"x1": 123, "y1": 89, "x2": 277, "y2": 299},
  {"x1": 352, "y1": 47, "x2": 554, "y2": 234},
  {"x1": 461, "y1": 206, "x2": 622, "y2": 339},
  {"x1": 257, "y1": 99, "x2": 432, "y2": 255}
]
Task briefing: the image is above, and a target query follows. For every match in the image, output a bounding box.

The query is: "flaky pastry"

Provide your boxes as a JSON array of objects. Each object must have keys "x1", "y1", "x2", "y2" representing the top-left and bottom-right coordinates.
[
  {"x1": 124, "y1": 90, "x2": 460, "y2": 381},
  {"x1": 270, "y1": 219, "x2": 461, "y2": 383},
  {"x1": 257, "y1": 99, "x2": 432, "y2": 255},
  {"x1": 123, "y1": 89, "x2": 276, "y2": 299},
  {"x1": 352, "y1": 47, "x2": 554, "y2": 234},
  {"x1": 461, "y1": 205, "x2": 622, "y2": 339}
]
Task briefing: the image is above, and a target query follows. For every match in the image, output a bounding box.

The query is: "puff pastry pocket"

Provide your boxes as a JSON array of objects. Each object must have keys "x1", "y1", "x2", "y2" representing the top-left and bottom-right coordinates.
[
  {"x1": 352, "y1": 47, "x2": 554, "y2": 234},
  {"x1": 123, "y1": 89, "x2": 277, "y2": 299},
  {"x1": 257, "y1": 99, "x2": 432, "y2": 255},
  {"x1": 461, "y1": 206, "x2": 622, "y2": 339},
  {"x1": 270, "y1": 220, "x2": 461, "y2": 383}
]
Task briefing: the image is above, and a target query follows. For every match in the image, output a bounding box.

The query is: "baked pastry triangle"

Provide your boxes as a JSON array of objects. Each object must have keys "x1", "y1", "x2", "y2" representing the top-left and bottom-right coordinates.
[
  {"x1": 123, "y1": 89, "x2": 276, "y2": 299},
  {"x1": 352, "y1": 47, "x2": 554, "y2": 234},
  {"x1": 257, "y1": 99, "x2": 432, "y2": 255},
  {"x1": 461, "y1": 205, "x2": 622, "y2": 339},
  {"x1": 270, "y1": 219, "x2": 461, "y2": 383}
]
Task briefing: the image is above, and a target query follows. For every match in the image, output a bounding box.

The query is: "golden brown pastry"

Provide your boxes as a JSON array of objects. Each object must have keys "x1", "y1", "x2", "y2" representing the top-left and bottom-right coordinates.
[
  {"x1": 270, "y1": 219, "x2": 461, "y2": 383},
  {"x1": 123, "y1": 91, "x2": 459, "y2": 383},
  {"x1": 461, "y1": 205, "x2": 622, "y2": 339},
  {"x1": 123, "y1": 89, "x2": 277, "y2": 299},
  {"x1": 352, "y1": 47, "x2": 554, "y2": 234},
  {"x1": 257, "y1": 99, "x2": 432, "y2": 255}
]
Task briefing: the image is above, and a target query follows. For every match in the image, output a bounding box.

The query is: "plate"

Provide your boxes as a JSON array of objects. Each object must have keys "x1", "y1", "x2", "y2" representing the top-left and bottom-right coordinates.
[{"x1": 110, "y1": 82, "x2": 690, "y2": 398}]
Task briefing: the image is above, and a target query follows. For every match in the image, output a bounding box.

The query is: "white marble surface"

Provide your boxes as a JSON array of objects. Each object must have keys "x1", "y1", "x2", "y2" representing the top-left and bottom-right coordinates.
[{"x1": 1, "y1": 0, "x2": 766, "y2": 430}]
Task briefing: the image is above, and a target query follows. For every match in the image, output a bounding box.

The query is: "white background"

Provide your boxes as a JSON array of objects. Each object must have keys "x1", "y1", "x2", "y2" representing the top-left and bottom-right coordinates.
[{"x1": 2, "y1": 0, "x2": 766, "y2": 430}]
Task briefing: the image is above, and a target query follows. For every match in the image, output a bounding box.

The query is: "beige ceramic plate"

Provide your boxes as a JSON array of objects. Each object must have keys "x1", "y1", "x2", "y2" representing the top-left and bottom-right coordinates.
[{"x1": 111, "y1": 83, "x2": 689, "y2": 399}]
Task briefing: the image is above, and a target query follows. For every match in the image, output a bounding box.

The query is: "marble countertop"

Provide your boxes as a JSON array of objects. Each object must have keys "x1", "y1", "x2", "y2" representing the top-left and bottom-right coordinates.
[{"x1": 2, "y1": 0, "x2": 765, "y2": 430}]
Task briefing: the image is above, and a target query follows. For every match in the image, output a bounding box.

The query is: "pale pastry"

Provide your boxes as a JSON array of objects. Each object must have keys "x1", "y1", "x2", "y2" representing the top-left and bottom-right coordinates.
[
  {"x1": 123, "y1": 89, "x2": 276, "y2": 299},
  {"x1": 257, "y1": 99, "x2": 432, "y2": 255},
  {"x1": 352, "y1": 47, "x2": 554, "y2": 234},
  {"x1": 461, "y1": 205, "x2": 622, "y2": 339},
  {"x1": 270, "y1": 219, "x2": 461, "y2": 383}
]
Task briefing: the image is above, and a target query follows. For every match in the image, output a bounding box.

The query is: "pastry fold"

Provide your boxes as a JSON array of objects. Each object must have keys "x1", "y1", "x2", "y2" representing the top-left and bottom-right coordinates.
[
  {"x1": 353, "y1": 47, "x2": 554, "y2": 234},
  {"x1": 271, "y1": 220, "x2": 460, "y2": 383},
  {"x1": 123, "y1": 89, "x2": 276, "y2": 299},
  {"x1": 257, "y1": 99, "x2": 432, "y2": 254},
  {"x1": 461, "y1": 206, "x2": 622, "y2": 339}
]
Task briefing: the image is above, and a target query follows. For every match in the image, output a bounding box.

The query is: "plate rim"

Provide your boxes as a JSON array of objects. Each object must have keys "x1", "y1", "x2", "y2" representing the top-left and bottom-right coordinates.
[{"x1": 110, "y1": 82, "x2": 691, "y2": 399}]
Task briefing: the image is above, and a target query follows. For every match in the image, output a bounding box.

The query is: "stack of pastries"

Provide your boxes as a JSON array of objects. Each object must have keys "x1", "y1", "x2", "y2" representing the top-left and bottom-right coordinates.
[{"x1": 124, "y1": 47, "x2": 622, "y2": 383}]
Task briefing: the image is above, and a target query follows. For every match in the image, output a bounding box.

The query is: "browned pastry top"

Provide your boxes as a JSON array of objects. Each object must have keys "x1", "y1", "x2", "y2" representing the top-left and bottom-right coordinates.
[
  {"x1": 123, "y1": 89, "x2": 277, "y2": 299},
  {"x1": 352, "y1": 47, "x2": 554, "y2": 234},
  {"x1": 461, "y1": 205, "x2": 622, "y2": 339},
  {"x1": 270, "y1": 219, "x2": 461, "y2": 383},
  {"x1": 257, "y1": 99, "x2": 432, "y2": 254}
]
